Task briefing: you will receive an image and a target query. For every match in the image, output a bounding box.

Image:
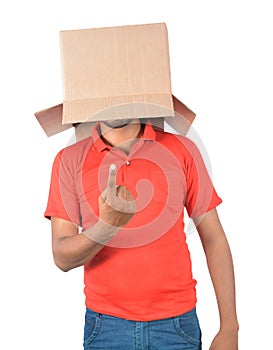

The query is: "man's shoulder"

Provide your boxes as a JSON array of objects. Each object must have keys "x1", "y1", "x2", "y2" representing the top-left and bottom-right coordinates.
[
  {"x1": 65, "y1": 135, "x2": 94, "y2": 152},
  {"x1": 55, "y1": 136, "x2": 94, "y2": 166},
  {"x1": 155, "y1": 129, "x2": 197, "y2": 153}
]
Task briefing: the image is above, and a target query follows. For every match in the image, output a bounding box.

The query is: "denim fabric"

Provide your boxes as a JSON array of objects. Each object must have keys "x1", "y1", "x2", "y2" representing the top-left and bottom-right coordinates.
[{"x1": 83, "y1": 307, "x2": 201, "y2": 349}]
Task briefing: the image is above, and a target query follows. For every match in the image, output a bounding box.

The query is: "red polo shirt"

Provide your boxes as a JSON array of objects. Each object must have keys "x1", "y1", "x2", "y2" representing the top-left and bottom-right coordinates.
[{"x1": 45, "y1": 122, "x2": 222, "y2": 321}]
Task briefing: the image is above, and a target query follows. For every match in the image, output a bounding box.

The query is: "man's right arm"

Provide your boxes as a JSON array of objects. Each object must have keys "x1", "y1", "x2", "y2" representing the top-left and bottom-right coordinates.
[
  {"x1": 51, "y1": 164, "x2": 135, "y2": 272},
  {"x1": 51, "y1": 217, "x2": 119, "y2": 272}
]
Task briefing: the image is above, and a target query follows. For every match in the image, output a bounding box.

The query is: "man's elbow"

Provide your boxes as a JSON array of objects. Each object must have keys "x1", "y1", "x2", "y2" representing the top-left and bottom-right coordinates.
[{"x1": 53, "y1": 256, "x2": 72, "y2": 272}]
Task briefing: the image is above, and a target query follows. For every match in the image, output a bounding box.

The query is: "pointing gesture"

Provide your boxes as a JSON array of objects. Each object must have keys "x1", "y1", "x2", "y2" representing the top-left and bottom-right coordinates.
[{"x1": 99, "y1": 164, "x2": 136, "y2": 228}]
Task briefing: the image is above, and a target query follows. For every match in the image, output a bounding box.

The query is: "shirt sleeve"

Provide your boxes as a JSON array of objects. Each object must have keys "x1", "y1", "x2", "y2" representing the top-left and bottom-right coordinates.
[
  {"x1": 184, "y1": 140, "x2": 222, "y2": 218},
  {"x1": 44, "y1": 150, "x2": 81, "y2": 226}
]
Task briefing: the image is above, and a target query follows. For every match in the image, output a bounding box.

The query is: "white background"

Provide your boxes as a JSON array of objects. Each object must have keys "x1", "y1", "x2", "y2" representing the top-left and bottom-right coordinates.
[{"x1": 1, "y1": 0, "x2": 272, "y2": 349}]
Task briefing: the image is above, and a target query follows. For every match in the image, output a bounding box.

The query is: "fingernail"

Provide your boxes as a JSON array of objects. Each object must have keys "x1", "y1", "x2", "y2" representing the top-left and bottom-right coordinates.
[{"x1": 110, "y1": 164, "x2": 116, "y2": 173}]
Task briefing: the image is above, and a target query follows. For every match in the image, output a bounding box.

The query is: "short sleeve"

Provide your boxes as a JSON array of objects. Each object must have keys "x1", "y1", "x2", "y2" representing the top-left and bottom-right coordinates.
[
  {"x1": 44, "y1": 150, "x2": 81, "y2": 226},
  {"x1": 184, "y1": 141, "x2": 222, "y2": 218}
]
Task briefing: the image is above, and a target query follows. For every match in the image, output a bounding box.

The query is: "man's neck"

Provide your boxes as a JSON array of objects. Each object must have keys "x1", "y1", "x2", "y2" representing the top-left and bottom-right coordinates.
[{"x1": 100, "y1": 119, "x2": 142, "y2": 154}]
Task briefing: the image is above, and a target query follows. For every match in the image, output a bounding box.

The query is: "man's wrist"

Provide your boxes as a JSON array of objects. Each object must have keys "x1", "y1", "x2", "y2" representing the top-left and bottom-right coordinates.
[
  {"x1": 82, "y1": 219, "x2": 120, "y2": 245},
  {"x1": 220, "y1": 320, "x2": 239, "y2": 332}
]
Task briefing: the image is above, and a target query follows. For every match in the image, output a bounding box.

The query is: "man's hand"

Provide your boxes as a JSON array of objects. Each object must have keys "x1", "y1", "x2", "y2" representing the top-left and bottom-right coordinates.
[
  {"x1": 209, "y1": 329, "x2": 239, "y2": 349},
  {"x1": 99, "y1": 164, "x2": 136, "y2": 227}
]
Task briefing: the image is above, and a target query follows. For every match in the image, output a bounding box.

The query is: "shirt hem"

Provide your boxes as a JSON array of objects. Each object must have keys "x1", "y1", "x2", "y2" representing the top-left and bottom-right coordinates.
[{"x1": 85, "y1": 301, "x2": 197, "y2": 322}]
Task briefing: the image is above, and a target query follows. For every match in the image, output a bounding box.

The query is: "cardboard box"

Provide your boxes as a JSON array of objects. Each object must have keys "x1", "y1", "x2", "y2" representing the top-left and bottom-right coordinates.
[{"x1": 35, "y1": 23, "x2": 196, "y2": 141}]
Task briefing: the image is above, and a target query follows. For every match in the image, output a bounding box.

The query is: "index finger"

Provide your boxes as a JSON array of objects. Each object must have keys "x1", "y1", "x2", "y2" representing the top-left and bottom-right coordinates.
[{"x1": 106, "y1": 164, "x2": 117, "y2": 200}]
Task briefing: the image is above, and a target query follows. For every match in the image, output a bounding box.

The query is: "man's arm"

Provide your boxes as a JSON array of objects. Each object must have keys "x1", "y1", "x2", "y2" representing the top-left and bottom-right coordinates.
[
  {"x1": 51, "y1": 217, "x2": 117, "y2": 272},
  {"x1": 194, "y1": 208, "x2": 239, "y2": 349},
  {"x1": 51, "y1": 164, "x2": 135, "y2": 272}
]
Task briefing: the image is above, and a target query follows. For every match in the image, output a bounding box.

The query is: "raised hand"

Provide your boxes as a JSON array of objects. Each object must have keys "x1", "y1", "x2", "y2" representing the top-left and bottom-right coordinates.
[{"x1": 99, "y1": 164, "x2": 136, "y2": 228}]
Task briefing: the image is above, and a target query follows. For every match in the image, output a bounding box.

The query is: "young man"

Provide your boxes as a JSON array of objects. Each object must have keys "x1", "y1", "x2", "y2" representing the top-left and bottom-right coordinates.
[{"x1": 45, "y1": 118, "x2": 239, "y2": 349}]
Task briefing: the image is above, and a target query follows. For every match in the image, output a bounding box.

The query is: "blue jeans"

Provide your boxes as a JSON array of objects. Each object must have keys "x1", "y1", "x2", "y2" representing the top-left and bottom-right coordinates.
[{"x1": 83, "y1": 307, "x2": 202, "y2": 349}]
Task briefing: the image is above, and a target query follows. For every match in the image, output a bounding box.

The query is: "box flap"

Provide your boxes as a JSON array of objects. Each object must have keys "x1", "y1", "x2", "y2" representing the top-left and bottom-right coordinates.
[
  {"x1": 60, "y1": 23, "x2": 174, "y2": 124},
  {"x1": 34, "y1": 104, "x2": 72, "y2": 137},
  {"x1": 34, "y1": 95, "x2": 195, "y2": 139}
]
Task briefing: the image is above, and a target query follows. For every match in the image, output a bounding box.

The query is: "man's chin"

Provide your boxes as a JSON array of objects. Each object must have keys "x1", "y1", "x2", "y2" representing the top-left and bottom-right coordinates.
[{"x1": 102, "y1": 119, "x2": 133, "y2": 129}]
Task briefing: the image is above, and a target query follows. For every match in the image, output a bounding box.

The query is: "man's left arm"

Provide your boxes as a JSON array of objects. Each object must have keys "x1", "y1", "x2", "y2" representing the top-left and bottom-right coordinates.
[{"x1": 194, "y1": 208, "x2": 239, "y2": 350}]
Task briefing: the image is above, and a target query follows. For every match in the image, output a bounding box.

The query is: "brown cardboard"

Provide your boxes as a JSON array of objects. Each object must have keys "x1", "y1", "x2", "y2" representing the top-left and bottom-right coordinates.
[
  {"x1": 34, "y1": 104, "x2": 72, "y2": 137},
  {"x1": 34, "y1": 22, "x2": 196, "y2": 140},
  {"x1": 60, "y1": 23, "x2": 174, "y2": 124}
]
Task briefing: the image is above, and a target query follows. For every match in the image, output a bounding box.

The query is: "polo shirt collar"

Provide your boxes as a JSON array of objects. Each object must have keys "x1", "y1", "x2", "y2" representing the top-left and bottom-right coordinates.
[{"x1": 92, "y1": 120, "x2": 156, "y2": 152}]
